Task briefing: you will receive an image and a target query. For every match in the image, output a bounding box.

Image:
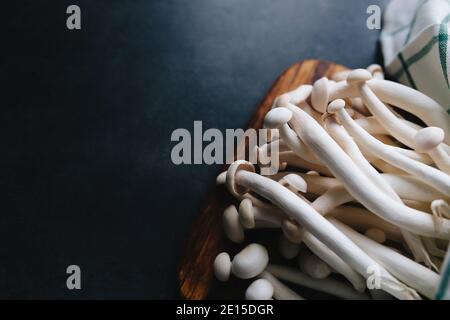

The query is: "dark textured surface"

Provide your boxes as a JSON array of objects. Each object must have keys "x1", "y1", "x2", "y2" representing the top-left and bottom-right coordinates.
[{"x1": 1, "y1": 0, "x2": 386, "y2": 298}]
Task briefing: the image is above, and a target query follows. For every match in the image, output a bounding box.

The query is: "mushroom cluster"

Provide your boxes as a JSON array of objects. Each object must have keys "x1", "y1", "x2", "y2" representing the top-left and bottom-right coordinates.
[{"x1": 213, "y1": 65, "x2": 450, "y2": 300}]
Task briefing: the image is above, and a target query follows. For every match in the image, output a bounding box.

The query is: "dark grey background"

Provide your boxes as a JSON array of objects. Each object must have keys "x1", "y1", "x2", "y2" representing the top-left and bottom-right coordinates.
[{"x1": 1, "y1": 0, "x2": 387, "y2": 298}]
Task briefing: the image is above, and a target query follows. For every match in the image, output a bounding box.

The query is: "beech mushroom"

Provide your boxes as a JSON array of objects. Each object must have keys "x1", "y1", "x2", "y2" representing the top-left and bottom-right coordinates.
[
  {"x1": 245, "y1": 279, "x2": 274, "y2": 300},
  {"x1": 327, "y1": 79, "x2": 450, "y2": 142},
  {"x1": 300, "y1": 229, "x2": 366, "y2": 291},
  {"x1": 330, "y1": 219, "x2": 440, "y2": 299},
  {"x1": 414, "y1": 127, "x2": 450, "y2": 174},
  {"x1": 223, "y1": 205, "x2": 244, "y2": 243},
  {"x1": 231, "y1": 243, "x2": 269, "y2": 279},
  {"x1": 324, "y1": 114, "x2": 432, "y2": 265},
  {"x1": 298, "y1": 248, "x2": 332, "y2": 279},
  {"x1": 214, "y1": 246, "x2": 303, "y2": 300},
  {"x1": 226, "y1": 160, "x2": 420, "y2": 299},
  {"x1": 282, "y1": 100, "x2": 450, "y2": 238},
  {"x1": 278, "y1": 235, "x2": 300, "y2": 260},
  {"x1": 260, "y1": 270, "x2": 304, "y2": 300},
  {"x1": 364, "y1": 228, "x2": 386, "y2": 244},
  {"x1": 345, "y1": 69, "x2": 450, "y2": 173},
  {"x1": 214, "y1": 64, "x2": 450, "y2": 300},
  {"x1": 214, "y1": 252, "x2": 232, "y2": 282},
  {"x1": 238, "y1": 198, "x2": 303, "y2": 243},
  {"x1": 328, "y1": 99, "x2": 450, "y2": 198},
  {"x1": 267, "y1": 264, "x2": 370, "y2": 300}
]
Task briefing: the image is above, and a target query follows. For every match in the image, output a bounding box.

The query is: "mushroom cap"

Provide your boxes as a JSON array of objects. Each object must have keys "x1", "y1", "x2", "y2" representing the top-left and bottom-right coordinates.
[
  {"x1": 226, "y1": 160, "x2": 256, "y2": 197},
  {"x1": 431, "y1": 199, "x2": 450, "y2": 219},
  {"x1": 311, "y1": 77, "x2": 329, "y2": 113},
  {"x1": 245, "y1": 279, "x2": 274, "y2": 300},
  {"x1": 264, "y1": 107, "x2": 293, "y2": 129},
  {"x1": 346, "y1": 69, "x2": 372, "y2": 85},
  {"x1": 223, "y1": 205, "x2": 245, "y2": 243},
  {"x1": 214, "y1": 252, "x2": 232, "y2": 282},
  {"x1": 278, "y1": 235, "x2": 300, "y2": 260},
  {"x1": 282, "y1": 174, "x2": 307, "y2": 193},
  {"x1": 231, "y1": 243, "x2": 269, "y2": 279},
  {"x1": 332, "y1": 70, "x2": 351, "y2": 82},
  {"x1": 299, "y1": 253, "x2": 331, "y2": 279},
  {"x1": 239, "y1": 198, "x2": 255, "y2": 229},
  {"x1": 327, "y1": 99, "x2": 346, "y2": 113},
  {"x1": 281, "y1": 219, "x2": 303, "y2": 244},
  {"x1": 216, "y1": 171, "x2": 226, "y2": 185},
  {"x1": 275, "y1": 94, "x2": 291, "y2": 108},
  {"x1": 367, "y1": 64, "x2": 383, "y2": 75},
  {"x1": 365, "y1": 228, "x2": 386, "y2": 244},
  {"x1": 414, "y1": 127, "x2": 444, "y2": 152}
]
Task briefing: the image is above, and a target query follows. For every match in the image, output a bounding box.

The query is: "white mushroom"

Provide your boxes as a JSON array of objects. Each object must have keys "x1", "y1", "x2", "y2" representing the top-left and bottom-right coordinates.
[
  {"x1": 298, "y1": 248, "x2": 332, "y2": 279},
  {"x1": 414, "y1": 127, "x2": 450, "y2": 174},
  {"x1": 267, "y1": 264, "x2": 370, "y2": 300},
  {"x1": 231, "y1": 243, "x2": 269, "y2": 279},
  {"x1": 278, "y1": 235, "x2": 300, "y2": 260},
  {"x1": 238, "y1": 198, "x2": 302, "y2": 243},
  {"x1": 311, "y1": 77, "x2": 329, "y2": 113},
  {"x1": 223, "y1": 205, "x2": 244, "y2": 243},
  {"x1": 226, "y1": 160, "x2": 420, "y2": 299},
  {"x1": 245, "y1": 279, "x2": 274, "y2": 300},
  {"x1": 330, "y1": 219, "x2": 440, "y2": 299},
  {"x1": 327, "y1": 79, "x2": 450, "y2": 142},
  {"x1": 214, "y1": 252, "x2": 232, "y2": 282},
  {"x1": 324, "y1": 113, "x2": 432, "y2": 266},
  {"x1": 260, "y1": 270, "x2": 304, "y2": 300},
  {"x1": 364, "y1": 228, "x2": 386, "y2": 244},
  {"x1": 367, "y1": 64, "x2": 384, "y2": 79},
  {"x1": 345, "y1": 69, "x2": 450, "y2": 173},
  {"x1": 300, "y1": 229, "x2": 366, "y2": 291},
  {"x1": 273, "y1": 84, "x2": 312, "y2": 107},
  {"x1": 328, "y1": 99, "x2": 450, "y2": 198},
  {"x1": 283, "y1": 101, "x2": 450, "y2": 238}
]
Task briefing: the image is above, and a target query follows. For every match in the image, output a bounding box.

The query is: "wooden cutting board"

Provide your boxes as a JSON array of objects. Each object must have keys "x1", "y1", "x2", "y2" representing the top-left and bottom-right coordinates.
[{"x1": 178, "y1": 59, "x2": 348, "y2": 300}]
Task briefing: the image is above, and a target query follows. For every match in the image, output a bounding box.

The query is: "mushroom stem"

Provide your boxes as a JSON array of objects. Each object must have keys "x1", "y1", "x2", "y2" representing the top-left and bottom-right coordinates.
[
  {"x1": 324, "y1": 114, "x2": 433, "y2": 266},
  {"x1": 328, "y1": 79, "x2": 450, "y2": 142},
  {"x1": 422, "y1": 237, "x2": 447, "y2": 258},
  {"x1": 329, "y1": 102, "x2": 450, "y2": 198},
  {"x1": 279, "y1": 123, "x2": 323, "y2": 165},
  {"x1": 310, "y1": 185, "x2": 353, "y2": 215},
  {"x1": 284, "y1": 102, "x2": 450, "y2": 238},
  {"x1": 300, "y1": 230, "x2": 366, "y2": 291},
  {"x1": 330, "y1": 218, "x2": 440, "y2": 299},
  {"x1": 329, "y1": 206, "x2": 402, "y2": 242},
  {"x1": 324, "y1": 116, "x2": 400, "y2": 202},
  {"x1": 355, "y1": 116, "x2": 423, "y2": 136},
  {"x1": 267, "y1": 264, "x2": 370, "y2": 300},
  {"x1": 278, "y1": 151, "x2": 332, "y2": 176},
  {"x1": 245, "y1": 279, "x2": 274, "y2": 300},
  {"x1": 260, "y1": 270, "x2": 304, "y2": 300},
  {"x1": 227, "y1": 161, "x2": 420, "y2": 299},
  {"x1": 298, "y1": 248, "x2": 332, "y2": 279},
  {"x1": 346, "y1": 70, "x2": 449, "y2": 173}
]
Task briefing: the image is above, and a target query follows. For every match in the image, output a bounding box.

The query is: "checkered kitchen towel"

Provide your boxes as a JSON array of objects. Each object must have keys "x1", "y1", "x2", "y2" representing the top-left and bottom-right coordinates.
[
  {"x1": 436, "y1": 249, "x2": 450, "y2": 299},
  {"x1": 381, "y1": 0, "x2": 450, "y2": 112},
  {"x1": 381, "y1": 0, "x2": 450, "y2": 300}
]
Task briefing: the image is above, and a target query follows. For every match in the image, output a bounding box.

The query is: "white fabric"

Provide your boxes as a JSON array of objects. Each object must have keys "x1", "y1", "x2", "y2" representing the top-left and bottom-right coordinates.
[{"x1": 381, "y1": 0, "x2": 450, "y2": 111}]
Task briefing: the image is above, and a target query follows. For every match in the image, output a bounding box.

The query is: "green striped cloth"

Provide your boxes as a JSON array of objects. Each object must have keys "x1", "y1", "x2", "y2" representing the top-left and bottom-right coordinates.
[
  {"x1": 437, "y1": 249, "x2": 450, "y2": 299},
  {"x1": 381, "y1": 0, "x2": 450, "y2": 300},
  {"x1": 381, "y1": 0, "x2": 450, "y2": 113}
]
